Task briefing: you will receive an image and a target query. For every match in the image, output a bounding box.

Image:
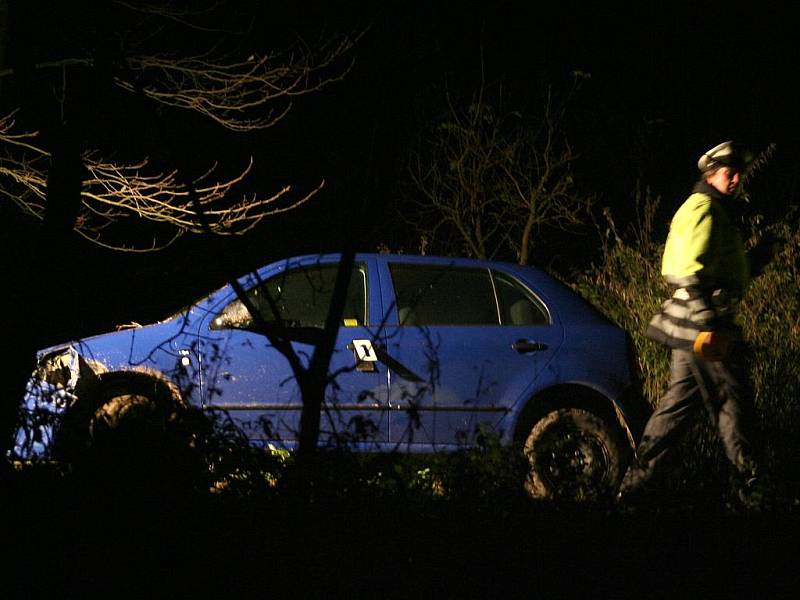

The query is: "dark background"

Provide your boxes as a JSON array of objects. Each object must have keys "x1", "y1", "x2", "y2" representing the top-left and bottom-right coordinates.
[{"x1": 4, "y1": 1, "x2": 798, "y2": 339}]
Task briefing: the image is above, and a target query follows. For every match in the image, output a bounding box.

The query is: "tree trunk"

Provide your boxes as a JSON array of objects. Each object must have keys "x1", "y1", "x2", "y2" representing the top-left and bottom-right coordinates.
[
  {"x1": 0, "y1": 2, "x2": 85, "y2": 460},
  {"x1": 296, "y1": 248, "x2": 356, "y2": 458},
  {"x1": 519, "y1": 211, "x2": 536, "y2": 266}
]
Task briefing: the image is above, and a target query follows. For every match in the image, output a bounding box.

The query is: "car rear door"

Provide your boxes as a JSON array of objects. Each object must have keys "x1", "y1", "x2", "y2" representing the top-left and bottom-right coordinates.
[
  {"x1": 378, "y1": 258, "x2": 564, "y2": 448},
  {"x1": 197, "y1": 256, "x2": 389, "y2": 447}
]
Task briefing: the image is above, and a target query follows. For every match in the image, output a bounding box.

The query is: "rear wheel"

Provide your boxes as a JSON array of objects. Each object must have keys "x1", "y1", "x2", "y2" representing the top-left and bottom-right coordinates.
[{"x1": 523, "y1": 408, "x2": 626, "y2": 500}]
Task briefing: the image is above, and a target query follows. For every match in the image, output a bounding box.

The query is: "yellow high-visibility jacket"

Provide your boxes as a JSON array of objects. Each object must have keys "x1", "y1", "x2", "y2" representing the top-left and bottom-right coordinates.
[
  {"x1": 646, "y1": 182, "x2": 749, "y2": 349},
  {"x1": 661, "y1": 182, "x2": 750, "y2": 295}
]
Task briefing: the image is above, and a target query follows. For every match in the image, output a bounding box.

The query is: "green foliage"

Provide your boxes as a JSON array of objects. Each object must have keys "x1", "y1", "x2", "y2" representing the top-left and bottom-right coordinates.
[
  {"x1": 192, "y1": 411, "x2": 528, "y2": 515},
  {"x1": 275, "y1": 434, "x2": 528, "y2": 517},
  {"x1": 417, "y1": 431, "x2": 529, "y2": 514},
  {"x1": 739, "y1": 216, "x2": 800, "y2": 485},
  {"x1": 195, "y1": 413, "x2": 293, "y2": 499}
]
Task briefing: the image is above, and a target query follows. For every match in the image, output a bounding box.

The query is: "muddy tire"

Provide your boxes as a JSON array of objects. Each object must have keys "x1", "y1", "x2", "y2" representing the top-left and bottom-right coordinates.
[
  {"x1": 78, "y1": 376, "x2": 210, "y2": 488},
  {"x1": 88, "y1": 375, "x2": 185, "y2": 447},
  {"x1": 523, "y1": 408, "x2": 626, "y2": 501},
  {"x1": 90, "y1": 393, "x2": 174, "y2": 449}
]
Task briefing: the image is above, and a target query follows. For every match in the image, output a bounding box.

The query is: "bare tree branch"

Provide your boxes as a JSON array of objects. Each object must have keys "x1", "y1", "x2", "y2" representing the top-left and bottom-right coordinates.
[
  {"x1": 0, "y1": 112, "x2": 322, "y2": 251},
  {"x1": 115, "y1": 33, "x2": 357, "y2": 131},
  {"x1": 0, "y1": 39, "x2": 357, "y2": 132},
  {"x1": 112, "y1": 0, "x2": 233, "y2": 34},
  {"x1": 406, "y1": 79, "x2": 591, "y2": 264}
]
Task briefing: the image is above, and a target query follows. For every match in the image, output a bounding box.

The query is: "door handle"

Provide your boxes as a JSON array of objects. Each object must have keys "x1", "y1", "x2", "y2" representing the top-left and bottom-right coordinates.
[{"x1": 512, "y1": 339, "x2": 548, "y2": 353}]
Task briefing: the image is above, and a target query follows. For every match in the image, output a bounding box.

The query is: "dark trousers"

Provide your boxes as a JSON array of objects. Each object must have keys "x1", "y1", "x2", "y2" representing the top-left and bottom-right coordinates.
[{"x1": 620, "y1": 346, "x2": 758, "y2": 494}]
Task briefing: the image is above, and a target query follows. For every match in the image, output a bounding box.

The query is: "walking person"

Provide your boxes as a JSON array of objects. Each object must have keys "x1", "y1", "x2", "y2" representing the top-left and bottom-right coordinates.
[{"x1": 618, "y1": 140, "x2": 764, "y2": 507}]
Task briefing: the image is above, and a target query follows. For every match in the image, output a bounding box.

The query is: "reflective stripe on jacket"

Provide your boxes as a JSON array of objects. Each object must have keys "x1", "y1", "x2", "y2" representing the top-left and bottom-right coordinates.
[{"x1": 646, "y1": 287, "x2": 739, "y2": 350}]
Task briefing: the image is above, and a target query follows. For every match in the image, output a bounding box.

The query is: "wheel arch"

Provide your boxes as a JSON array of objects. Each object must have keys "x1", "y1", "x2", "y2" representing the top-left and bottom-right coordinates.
[
  {"x1": 89, "y1": 368, "x2": 186, "y2": 410},
  {"x1": 51, "y1": 368, "x2": 188, "y2": 461},
  {"x1": 512, "y1": 384, "x2": 636, "y2": 452}
]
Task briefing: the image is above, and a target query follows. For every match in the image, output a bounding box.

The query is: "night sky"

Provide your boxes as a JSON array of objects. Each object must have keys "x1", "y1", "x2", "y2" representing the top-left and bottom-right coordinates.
[
  {"x1": 253, "y1": 1, "x2": 799, "y2": 254},
  {"x1": 4, "y1": 1, "x2": 798, "y2": 336}
]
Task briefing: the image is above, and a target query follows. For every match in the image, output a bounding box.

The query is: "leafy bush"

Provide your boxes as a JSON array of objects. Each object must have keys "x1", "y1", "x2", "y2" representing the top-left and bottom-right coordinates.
[{"x1": 739, "y1": 215, "x2": 800, "y2": 487}]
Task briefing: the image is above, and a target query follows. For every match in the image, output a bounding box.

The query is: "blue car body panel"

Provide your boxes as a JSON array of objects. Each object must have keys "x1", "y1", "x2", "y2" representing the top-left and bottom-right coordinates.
[
  {"x1": 15, "y1": 254, "x2": 641, "y2": 458},
  {"x1": 194, "y1": 255, "x2": 390, "y2": 445}
]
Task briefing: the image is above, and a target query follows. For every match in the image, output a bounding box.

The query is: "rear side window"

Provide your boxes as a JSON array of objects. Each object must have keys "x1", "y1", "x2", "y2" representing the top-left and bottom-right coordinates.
[
  {"x1": 211, "y1": 263, "x2": 367, "y2": 331},
  {"x1": 390, "y1": 264, "x2": 498, "y2": 326},
  {"x1": 493, "y1": 270, "x2": 550, "y2": 326}
]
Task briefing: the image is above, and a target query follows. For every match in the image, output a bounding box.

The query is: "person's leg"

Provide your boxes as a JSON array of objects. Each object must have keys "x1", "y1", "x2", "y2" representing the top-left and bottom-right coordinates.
[
  {"x1": 670, "y1": 341, "x2": 767, "y2": 509},
  {"x1": 697, "y1": 348, "x2": 761, "y2": 506},
  {"x1": 618, "y1": 350, "x2": 703, "y2": 496}
]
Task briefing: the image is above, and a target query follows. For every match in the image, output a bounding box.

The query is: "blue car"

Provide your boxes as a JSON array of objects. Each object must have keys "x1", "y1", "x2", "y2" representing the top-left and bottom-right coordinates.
[{"x1": 17, "y1": 253, "x2": 648, "y2": 498}]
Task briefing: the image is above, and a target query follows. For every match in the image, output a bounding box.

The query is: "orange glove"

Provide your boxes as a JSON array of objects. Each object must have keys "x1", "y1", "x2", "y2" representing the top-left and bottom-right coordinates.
[{"x1": 693, "y1": 331, "x2": 733, "y2": 361}]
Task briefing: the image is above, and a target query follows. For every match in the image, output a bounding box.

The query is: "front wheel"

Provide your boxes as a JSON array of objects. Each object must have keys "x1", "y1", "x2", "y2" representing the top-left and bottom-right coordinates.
[
  {"x1": 523, "y1": 408, "x2": 627, "y2": 501},
  {"x1": 90, "y1": 392, "x2": 175, "y2": 450},
  {"x1": 82, "y1": 378, "x2": 208, "y2": 487}
]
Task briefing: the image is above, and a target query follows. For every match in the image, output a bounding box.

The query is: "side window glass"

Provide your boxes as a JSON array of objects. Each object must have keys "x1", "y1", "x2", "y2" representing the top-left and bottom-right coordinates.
[
  {"x1": 390, "y1": 264, "x2": 498, "y2": 326},
  {"x1": 493, "y1": 271, "x2": 550, "y2": 326},
  {"x1": 211, "y1": 264, "x2": 367, "y2": 331}
]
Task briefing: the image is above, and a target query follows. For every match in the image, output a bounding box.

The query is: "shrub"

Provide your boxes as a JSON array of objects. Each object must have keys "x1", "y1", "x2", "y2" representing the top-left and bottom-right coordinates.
[{"x1": 739, "y1": 215, "x2": 800, "y2": 487}]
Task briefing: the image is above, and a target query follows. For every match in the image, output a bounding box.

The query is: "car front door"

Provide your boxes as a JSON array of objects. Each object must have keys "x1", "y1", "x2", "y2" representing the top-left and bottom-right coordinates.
[
  {"x1": 197, "y1": 257, "x2": 389, "y2": 448},
  {"x1": 379, "y1": 260, "x2": 563, "y2": 449}
]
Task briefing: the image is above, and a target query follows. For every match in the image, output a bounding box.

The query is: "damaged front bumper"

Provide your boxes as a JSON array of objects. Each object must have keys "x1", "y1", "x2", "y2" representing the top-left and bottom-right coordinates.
[{"x1": 13, "y1": 345, "x2": 99, "y2": 459}]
